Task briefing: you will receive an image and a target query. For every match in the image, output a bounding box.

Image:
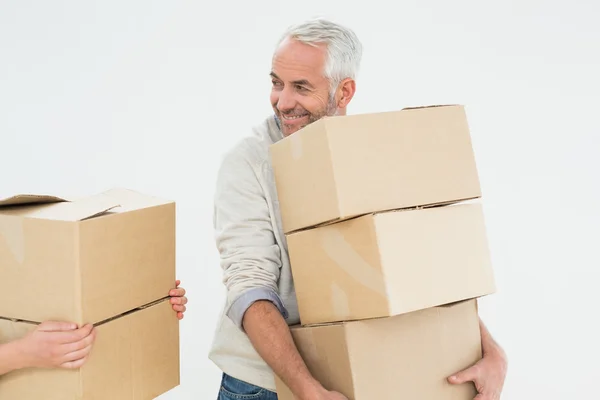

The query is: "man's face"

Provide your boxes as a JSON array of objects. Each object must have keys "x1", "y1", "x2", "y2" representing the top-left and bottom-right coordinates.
[{"x1": 270, "y1": 38, "x2": 338, "y2": 137}]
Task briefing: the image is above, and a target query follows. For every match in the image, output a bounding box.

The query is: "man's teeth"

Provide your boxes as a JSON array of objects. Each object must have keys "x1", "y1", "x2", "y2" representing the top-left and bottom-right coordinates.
[{"x1": 283, "y1": 114, "x2": 307, "y2": 120}]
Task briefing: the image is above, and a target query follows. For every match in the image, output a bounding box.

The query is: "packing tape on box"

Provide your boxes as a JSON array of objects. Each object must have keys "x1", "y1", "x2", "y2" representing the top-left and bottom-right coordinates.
[
  {"x1": 319, "y1": 229, "x2": 386, "y2": 296},
  {"x1": 331, "y1": 282, "x2": 351, "y2": 319},
  {"x1": 0, "y1": 217, "x2": 25, "y2": 264}
]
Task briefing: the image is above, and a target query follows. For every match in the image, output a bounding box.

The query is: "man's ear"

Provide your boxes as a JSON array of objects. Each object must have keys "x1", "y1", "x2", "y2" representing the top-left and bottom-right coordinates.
[{"x1": 336, "y1": 78, "x2": 356, "y2": 108}]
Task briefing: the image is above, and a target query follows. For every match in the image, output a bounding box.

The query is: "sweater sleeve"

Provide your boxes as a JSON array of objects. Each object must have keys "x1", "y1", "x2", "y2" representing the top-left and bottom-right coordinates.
[{"x1": 213, "y1": 145, "x2": 289, "y2": 332}]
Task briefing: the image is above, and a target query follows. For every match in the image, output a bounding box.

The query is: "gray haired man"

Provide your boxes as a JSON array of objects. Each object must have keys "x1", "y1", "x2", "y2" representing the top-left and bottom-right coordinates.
[{"x1": 209, "y1": 18, "x2": 507, "y2": 400}]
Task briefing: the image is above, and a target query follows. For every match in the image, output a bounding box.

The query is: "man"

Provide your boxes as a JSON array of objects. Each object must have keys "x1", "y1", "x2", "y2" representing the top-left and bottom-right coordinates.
[
  {"x1": 0, "y1": 280, "x2": 187, "y2": 376},
  {"x1": 209, "y1": 18, "x2": 507, "y2": 400}
]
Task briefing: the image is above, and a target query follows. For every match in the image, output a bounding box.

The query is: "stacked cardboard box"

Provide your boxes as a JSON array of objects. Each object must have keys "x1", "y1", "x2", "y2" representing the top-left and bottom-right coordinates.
[
  {"x1": 0, "y1": 188, "x2": 180, "y2": 399},
  {"x1": 269, "y1": 105, "x2": 496, "y2": 399}
]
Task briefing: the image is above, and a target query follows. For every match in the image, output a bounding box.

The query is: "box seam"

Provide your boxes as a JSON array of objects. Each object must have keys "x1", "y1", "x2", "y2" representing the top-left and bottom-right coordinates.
[
  {"x1": 372, "y1": 215, "x2": 393, "y2": 317},
  {"x1": 94, "y1": 296, "x2": 170, "y2": 327},
  {"x1": 324, "y1": 118, "x2": 343, "y2": 223},
  {"x1": 343, "y1": 326, "x2": 358, "y2": 398},
  {"x1": 75, "y1": 223, "x2": 83, "y2": 325}
]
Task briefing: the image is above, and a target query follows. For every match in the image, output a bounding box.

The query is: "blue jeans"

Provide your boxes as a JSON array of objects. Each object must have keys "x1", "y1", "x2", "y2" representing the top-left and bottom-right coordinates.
[{"x1": 218, "y1": 373, "x2": 278, "y2": 400}]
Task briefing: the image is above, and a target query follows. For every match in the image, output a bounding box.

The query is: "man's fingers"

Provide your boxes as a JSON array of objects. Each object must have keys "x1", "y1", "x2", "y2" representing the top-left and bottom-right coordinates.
[
  {"x1": 38, "y1": 321, "x2": 77, "y2": 332},
  {"x1": 172, "y1": 304, "x2": 186, "y2": 313},
  {"x1": 169, "y1": 288, "x2": 186, "y2": 297},
  {"x1": 60, "y1": 354, "x2": 89, "y2": 369},
  {"x1": 175, "y1": 279, "x2": 181, "y2": 287},
  {"x1": 62, "y1": 343, "x2": 94, "y2": 364},
  {"x1": 58, "y1": 324, "x2": 94, "y2": 344},
  {"x1": 177, "y1": 312, "x2": 184, "y2": 320},
  {"x1": 448, "y1": 364, "x2": 480, "y2": 384},
  {"x1": 64, "y1": 328, "x2": 96, "y2": 353},
  {"x1": 170, "y1": 296, "x2": 187, "y2": 305}
]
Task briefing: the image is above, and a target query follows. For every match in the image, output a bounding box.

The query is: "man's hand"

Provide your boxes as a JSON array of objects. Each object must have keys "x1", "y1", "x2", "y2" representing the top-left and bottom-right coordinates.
[
  {"x1": 448, "y1": 319, "x2": 507, "y2": 400},
  {"x1": 303, "y1": 382, "x2": 348, "y2": 400},
  {"x1": 18, "y1": 321, "x2": 96, "y2": 370},
  {"x1": 317, "y1": 390, "x2": 348, "y2": 400},
  {"x1": 169, "y1": 279, "x2": 188, "y2": 320},
  {"x1": 242, "y1": 301, "x2": 345, "y2": 400}
]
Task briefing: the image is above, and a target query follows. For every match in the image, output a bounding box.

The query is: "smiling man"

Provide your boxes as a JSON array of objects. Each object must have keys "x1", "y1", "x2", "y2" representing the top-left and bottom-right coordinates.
[
  {"x1": 268, "y1": 33, "x2": 352, "y2": 136},
  {"x1": 209, "y1": 18, "x2": 507, "y2": 400}
]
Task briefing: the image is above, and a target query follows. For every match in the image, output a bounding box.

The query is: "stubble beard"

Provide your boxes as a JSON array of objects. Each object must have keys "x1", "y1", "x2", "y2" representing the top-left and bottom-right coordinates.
[{"x1": 280, "y1": 94, "x2": 338, "y2": 136}]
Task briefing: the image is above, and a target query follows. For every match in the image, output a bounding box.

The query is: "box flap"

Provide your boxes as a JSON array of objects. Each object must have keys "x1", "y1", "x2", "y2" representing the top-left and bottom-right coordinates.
[
  {"x1": 99, "y1": 188, "x2": 174, "y2": 213},
  {"x1": 0, "y1": 193, "x2": 120, "y2": 221},
  {"x1": 0, "y1": 194, "x2": 68, "y2": 208},
  {"x1": 401, "y1": 104, "x2": 460, "y2": 110}
]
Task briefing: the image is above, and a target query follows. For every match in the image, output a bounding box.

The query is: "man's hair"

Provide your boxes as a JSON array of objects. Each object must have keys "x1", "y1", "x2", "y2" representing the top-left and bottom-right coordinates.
[{"x1": 276, "y1": 18, "x2": 363, "y2": 94}]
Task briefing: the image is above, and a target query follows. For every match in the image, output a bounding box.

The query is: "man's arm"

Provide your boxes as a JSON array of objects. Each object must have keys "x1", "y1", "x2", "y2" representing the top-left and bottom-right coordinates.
[
  {"x1": 242, "y1": 301, "x2": 329, "y2": 399},
  {"x1": 0, "y1": 322, "x2": 95, "y2": 376},
  {"x1": 214, "y1": 148, "x2": 341, "y2": 400},
  {"x1": 0, "y1": 340, "x2": 24, "y2": 376}
]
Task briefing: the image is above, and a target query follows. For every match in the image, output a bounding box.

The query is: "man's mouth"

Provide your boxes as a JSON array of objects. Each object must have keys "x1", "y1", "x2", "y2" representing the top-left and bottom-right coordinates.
[{"x1": 281, "y1": 113, "x2": 308, "y2": 121}]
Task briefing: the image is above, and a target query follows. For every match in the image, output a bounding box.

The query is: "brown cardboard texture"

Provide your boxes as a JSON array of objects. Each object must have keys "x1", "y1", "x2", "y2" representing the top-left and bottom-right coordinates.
[
  {"x1": 0, "y1": 188, "x2": 176, "y2": 325},
  {"x1": 287, "y1": 201, "x2": 495, "y2": 325},
  {"x1": 269, "y1": 104, "x2": 482, "y2": 234},
  {"x1": 275, "y1": 299, "x2": 481, "y2": 400},
  {"x1": 0, "y1": 298, "x2": 180, "y2": 400}
]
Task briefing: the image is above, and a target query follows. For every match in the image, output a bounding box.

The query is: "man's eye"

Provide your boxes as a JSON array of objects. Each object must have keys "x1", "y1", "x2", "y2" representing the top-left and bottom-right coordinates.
[
  {"x1": 272, "y1": 80, "x2": 282, "y2": 86},
  {"x1": 296, "y1": 85, "x2": 306, "y2": 91}
]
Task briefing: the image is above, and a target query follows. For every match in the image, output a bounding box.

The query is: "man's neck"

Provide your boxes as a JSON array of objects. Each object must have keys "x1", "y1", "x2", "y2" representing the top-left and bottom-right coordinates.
[{"x1": 274, "y1": 114, "x2": 281, "y2": 131}]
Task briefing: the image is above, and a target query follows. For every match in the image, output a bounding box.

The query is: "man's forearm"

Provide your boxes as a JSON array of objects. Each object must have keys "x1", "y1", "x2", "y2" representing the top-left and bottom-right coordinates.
[
  {"x1": 0, "y1": 340, "x2": 24, "y2": 376},
  {"x1": 243, "y1": 300, "x2": 323, "y2": 399}
]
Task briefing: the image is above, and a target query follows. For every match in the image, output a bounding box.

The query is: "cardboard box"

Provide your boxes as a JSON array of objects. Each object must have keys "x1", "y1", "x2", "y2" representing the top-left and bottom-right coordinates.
[
  {"x1": 287, "y1": 201, "x2": 495, "y2": 325},
  {"x1": 275, "y1": 299, "x2": 481, "y2": 400},
  {"x1": 0, "y1": 188, "x2": 176, "y2": 325},
  {"x1": 269, "y1": 104, "x2": 482, "y2": 234},
  {"x1": 0, "y1": 298, "x2": 180, "y2": 399}
]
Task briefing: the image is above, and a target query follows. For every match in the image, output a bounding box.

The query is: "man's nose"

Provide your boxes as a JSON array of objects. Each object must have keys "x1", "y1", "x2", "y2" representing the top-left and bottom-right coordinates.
[{"x1": 277, "y1": 89, "x2": 295, "y2": 112}]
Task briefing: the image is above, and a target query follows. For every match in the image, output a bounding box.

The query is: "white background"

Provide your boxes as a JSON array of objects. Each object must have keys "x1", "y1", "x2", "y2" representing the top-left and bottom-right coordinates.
[{"x1": 1, "y1": 0, "x2": 599, "y2": 398}]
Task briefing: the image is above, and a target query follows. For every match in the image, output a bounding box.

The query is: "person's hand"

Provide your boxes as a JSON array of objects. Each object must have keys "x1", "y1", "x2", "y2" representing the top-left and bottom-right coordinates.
[
  {"x1": 169, "y1": 279, "x2": 188, "y2": 320},
  {"x1": 319, "y1": 391, "x2": 348, "y2": 400},
  {"x1": 309, "y1": 384, "x2": 348, "y2": 400},
  {"x1": 312, "y1": 388, "x2": 348, "y2": 400},
  {"x1": 17, "y1": 321, "x2": 96, "y2": 370},
  {"x1": 447, "y1": 320, "x2": 507, "y2": 400},
  {"x1": 293, "y1": 378, "x2": 348, "y2": 400}
]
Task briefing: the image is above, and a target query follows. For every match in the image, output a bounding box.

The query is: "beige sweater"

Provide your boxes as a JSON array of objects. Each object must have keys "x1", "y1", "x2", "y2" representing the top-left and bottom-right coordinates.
[{"x1": 208, "y1": 115, "x2": 300, "y2": 391}]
